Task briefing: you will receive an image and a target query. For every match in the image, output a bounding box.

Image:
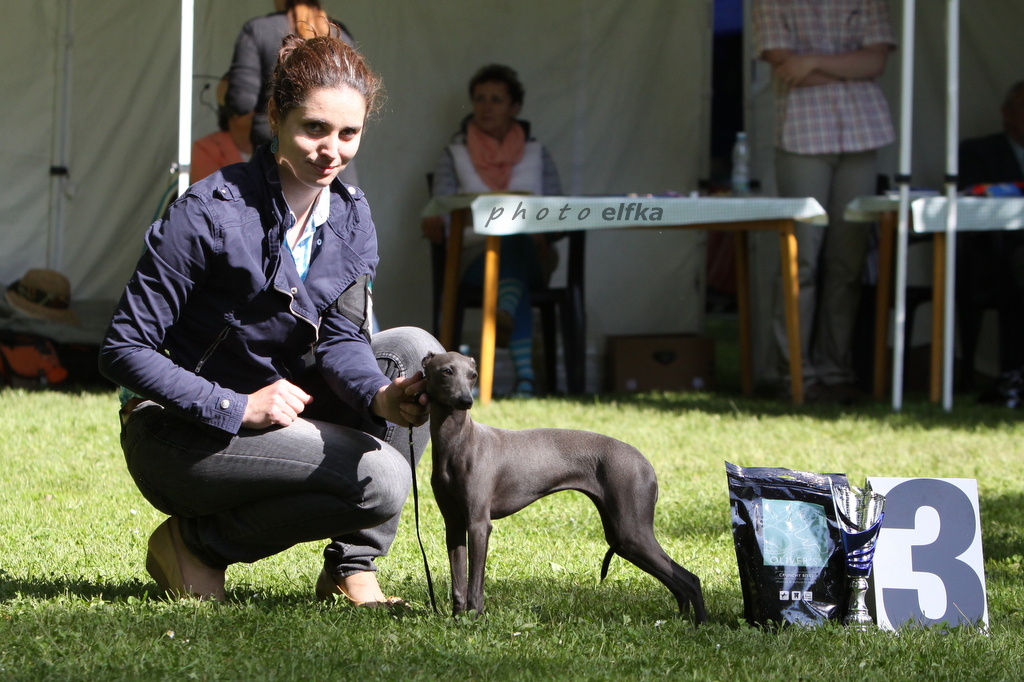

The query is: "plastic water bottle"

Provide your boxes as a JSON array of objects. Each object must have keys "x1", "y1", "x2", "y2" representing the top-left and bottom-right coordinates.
[{"x1": 731, "y1": 131, "x2": 750, "y2": 196}]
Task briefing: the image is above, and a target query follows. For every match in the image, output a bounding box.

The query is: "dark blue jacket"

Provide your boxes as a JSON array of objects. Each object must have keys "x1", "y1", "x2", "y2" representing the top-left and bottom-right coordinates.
[{"x1": 100, "y1": 147, "x2": 385, "y2": 434}]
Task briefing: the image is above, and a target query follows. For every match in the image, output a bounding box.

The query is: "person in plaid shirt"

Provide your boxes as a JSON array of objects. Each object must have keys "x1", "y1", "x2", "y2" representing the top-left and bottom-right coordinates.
[{"x1": 754, "y1": 0, "x2": 896, "y2": 403}]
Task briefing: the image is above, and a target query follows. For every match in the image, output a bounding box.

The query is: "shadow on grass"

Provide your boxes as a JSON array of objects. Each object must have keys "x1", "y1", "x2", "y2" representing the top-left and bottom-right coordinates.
[
  {"x1": 422, "y1": 574, "x2": 730, "y2": 627},
  {"x1": 0, "y1": 571, "x2": 340, "y2": 610},
  {"x1": 0, "y1": 571, "x2": 283, "y2": 607},
  {"x1": 0, "y1": 570, "x2": 153, "y2": 603},
  {"x1": 0, "y1": 568, "x2": 734, "y2": 627}
]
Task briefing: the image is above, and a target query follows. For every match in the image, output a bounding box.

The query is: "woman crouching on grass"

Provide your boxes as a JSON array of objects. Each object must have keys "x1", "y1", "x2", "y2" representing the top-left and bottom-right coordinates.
[{"x1": 100, "y1": 32, "x2": 443, "y2": 607}]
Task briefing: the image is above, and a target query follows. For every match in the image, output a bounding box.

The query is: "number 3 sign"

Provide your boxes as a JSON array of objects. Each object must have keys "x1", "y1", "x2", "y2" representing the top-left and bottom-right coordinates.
[{"x1": 867, "y1": 477, "x2": 989, "y2": 631}]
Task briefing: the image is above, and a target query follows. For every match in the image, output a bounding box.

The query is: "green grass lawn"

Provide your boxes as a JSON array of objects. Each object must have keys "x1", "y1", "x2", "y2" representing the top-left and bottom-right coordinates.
[{"x1": 2, "y1": 382, "x2": 1024, "y2": 680}]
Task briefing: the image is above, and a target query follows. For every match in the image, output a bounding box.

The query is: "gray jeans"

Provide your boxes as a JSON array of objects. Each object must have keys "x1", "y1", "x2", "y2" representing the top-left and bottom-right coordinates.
[
  {"x1": 120, "y1": 326, "x2": 444, "y2": 578},
  {"x1": 773, "y1": 149, "x2": 878, "y2": 387}
]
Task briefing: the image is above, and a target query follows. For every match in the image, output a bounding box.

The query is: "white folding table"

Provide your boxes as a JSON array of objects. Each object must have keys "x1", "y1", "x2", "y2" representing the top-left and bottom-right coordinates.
[
  {"x1": 846, "y1": 195, "x2": 1024, "y2": 403},
  {"x1": 425, "y1": 194, "x2": 827, "y2": 404}
]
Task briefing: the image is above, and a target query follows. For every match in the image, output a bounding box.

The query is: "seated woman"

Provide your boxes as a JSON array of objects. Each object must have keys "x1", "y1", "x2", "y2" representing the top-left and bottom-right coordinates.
[
  {"x1": 101, "y1": 33, "x2": 443, "y2": 606},
  {"x1": 422, "y1": 64, "x2": 562, "y2": 397}
]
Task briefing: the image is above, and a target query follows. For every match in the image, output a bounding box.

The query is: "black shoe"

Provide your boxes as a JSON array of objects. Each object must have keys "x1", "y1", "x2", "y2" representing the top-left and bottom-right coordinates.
[
  {"x1": 825, "y1": 383, "x2": 867, "y2": 406},
  {"x1": 802, "y1": 382, "x2": 830, "y2": 404}
]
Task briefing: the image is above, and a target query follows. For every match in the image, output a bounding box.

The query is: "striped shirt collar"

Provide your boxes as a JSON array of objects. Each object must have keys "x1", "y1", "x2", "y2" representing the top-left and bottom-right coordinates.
[{"x1": 284, "y1": 185, "x2": 331, "y2": 281}]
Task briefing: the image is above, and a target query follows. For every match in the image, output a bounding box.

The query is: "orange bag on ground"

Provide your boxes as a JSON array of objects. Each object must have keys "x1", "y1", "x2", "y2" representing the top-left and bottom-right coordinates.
[{"x1": 0, "y1": 334, "x2": 68, "y2": 388}]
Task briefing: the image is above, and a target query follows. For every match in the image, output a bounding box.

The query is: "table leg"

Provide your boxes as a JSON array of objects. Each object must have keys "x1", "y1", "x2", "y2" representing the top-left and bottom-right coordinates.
[
  {"x1": 478, "y1": 235, "x2": 502, "y2": 405},
  {"x1": 779, "y1": 221, "x2": 804, "y2": 404},
  {"x1": 930, "y1": 233, "x2": 946, "y2": 403},
  {"x1": 565, "y1": 231, "x2": 587, "y2": 394},
  {"x1": 874, "y1": 212, "x2": 896, "y2": 400},
  {"x1": 439, "y1": 209, "x2": 466, "y2": 350},
  {"x1": 733, "y1": 231, "x2": 753, "y2": 397}
]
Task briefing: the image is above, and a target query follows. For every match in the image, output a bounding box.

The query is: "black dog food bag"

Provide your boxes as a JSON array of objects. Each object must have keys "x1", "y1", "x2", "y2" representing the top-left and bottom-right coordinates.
[{"x1": 726, "y1": 462, "x2": 850, "y2": 627}]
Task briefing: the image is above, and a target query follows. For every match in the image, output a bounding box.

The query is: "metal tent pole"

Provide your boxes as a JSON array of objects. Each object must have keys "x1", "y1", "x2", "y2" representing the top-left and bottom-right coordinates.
[
  {"x1": 47, "y1": 0, "x2": 73, "y2": 271},
  {"x1": 177, "y1": 0, "x2": 194, "y2": 196},
  {"x1": 892, "y1": 0, "x2": 917, "y2": 411},
  {"x1": 942, "y1": 0, "x2": 960, "y2": 411}
]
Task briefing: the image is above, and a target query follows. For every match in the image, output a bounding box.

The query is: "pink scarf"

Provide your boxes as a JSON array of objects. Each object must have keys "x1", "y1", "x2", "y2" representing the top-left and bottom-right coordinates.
[{"x1": 465, "y1": 120, "x2": 526, "y2": 191}]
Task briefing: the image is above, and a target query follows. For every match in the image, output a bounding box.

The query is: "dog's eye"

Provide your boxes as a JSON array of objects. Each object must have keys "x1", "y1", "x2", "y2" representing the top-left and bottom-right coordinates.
[
  {"x1": 469, "y1": 372, "x2": 478, "y2": 381},
  {"x1": 442, "y1": 368, "x2": 453, "y2": 376}
]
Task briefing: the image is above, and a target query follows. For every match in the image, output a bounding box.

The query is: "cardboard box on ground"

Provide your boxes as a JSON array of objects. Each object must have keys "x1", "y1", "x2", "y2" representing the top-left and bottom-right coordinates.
[{"x1": 606, "y1": 335, "x2": 715, "y2": 393}]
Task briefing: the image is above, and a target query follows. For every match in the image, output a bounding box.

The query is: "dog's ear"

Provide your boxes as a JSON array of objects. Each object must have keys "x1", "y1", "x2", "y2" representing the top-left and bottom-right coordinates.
[{"x1": 422, "y1": 351, "x2": 437, "y2": 369}]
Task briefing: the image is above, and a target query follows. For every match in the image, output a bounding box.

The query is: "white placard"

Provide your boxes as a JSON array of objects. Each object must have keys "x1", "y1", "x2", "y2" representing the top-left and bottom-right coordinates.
[{"x1": 867, "y1": 477, "x2": 988, "y2": 631}]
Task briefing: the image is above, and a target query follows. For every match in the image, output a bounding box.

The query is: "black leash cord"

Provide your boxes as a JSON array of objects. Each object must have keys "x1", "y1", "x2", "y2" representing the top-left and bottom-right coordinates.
[{"x1": 409, "y1": 426, "x2": 439, "y2": 614}]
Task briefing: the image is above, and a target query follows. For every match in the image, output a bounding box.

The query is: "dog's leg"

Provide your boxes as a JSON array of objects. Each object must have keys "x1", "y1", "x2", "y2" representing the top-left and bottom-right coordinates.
[
  {"x1": 669, "y1": 560, "x2": 707, "y2": 623},
  {"x1": 617, "y1": 539, "x2": 707, "y2": 624},
  {"x1": 465, "y1": 513, "x2": 493, "y2": 616},
  {"x1": 602, "y1": 518, "x2": 707, "y2": 624},
  {"x1": 434, "y1": 482, "x2": 472, "y2": 617},
  {"x1": 445, "y1": 521, "x2": 470, "y2": 616},
  {"x1": 591, "y1": 454, "x2": 707, "y2": 624}
]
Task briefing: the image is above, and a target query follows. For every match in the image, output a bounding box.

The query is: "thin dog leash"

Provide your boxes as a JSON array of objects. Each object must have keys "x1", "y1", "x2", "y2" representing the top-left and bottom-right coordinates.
[{"x1": 408, "y1": 425, "x2": 439, "y2": 614}]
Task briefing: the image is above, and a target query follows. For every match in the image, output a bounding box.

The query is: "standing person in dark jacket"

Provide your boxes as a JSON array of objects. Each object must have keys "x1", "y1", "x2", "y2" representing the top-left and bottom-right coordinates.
[
  {"x1": 101, "y1": 34, "x2": 442, "y2": 606},
  {"x1": 226, "y1": 1, "x2": 359, "y2": 184}
]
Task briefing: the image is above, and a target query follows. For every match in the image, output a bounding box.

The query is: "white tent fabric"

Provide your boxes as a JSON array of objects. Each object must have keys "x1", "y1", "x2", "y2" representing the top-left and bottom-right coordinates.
[
  {"x1": 1, "y1": 2, "x2": 61, "y2": 277},
  {"x1": 1, "y1": 1, "x2": 712, "y2": 391},
  {"x1": 1, "y1": 0, "x2": 180, "y2": 332}
]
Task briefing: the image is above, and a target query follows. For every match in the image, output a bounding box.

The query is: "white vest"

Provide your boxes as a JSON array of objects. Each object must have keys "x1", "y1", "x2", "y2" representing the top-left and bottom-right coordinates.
[
  {"x1": 448, "y1": 141, "x2": 545, "y2": 195},
  {"x1": 447, "y1": 141, "x2": 546, "y2": 266}
]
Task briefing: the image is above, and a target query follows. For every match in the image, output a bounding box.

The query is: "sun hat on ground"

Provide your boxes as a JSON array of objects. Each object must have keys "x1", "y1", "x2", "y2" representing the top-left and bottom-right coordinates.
[{"x1": 5, "y1": 269, "x2": 81, "y2": 326}]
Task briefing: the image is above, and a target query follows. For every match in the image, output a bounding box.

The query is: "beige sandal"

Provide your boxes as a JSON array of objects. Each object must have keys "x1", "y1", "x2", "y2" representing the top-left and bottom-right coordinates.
[
  {"x1": 315, "y1": 568, "x2": 409, "y2": 609},
  {"x1": 146, "y1": 517, "x2": 225, "y2": 601}
]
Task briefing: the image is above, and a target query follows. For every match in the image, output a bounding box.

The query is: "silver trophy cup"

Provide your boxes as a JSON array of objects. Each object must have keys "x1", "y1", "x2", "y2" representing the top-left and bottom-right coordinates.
[{"x1": 832, "y1": 482, "x2": 885, "y2": 629}]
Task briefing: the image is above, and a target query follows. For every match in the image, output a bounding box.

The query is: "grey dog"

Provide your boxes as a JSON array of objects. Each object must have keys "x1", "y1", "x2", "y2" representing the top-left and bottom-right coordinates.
[{"x1": 422, "y1": 351, "x2": 706, "y2": 622}]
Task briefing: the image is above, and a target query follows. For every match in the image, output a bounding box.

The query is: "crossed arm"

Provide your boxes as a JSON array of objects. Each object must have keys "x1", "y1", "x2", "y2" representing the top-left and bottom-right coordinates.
[{"x1": 763, "y1": 43, "x2": 891, "y2": 88}]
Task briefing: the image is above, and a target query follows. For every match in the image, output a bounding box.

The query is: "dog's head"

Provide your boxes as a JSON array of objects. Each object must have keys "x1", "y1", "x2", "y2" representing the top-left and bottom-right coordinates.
[{"x1": 422, "y1": 351, "x2": 477, "y2": 411}]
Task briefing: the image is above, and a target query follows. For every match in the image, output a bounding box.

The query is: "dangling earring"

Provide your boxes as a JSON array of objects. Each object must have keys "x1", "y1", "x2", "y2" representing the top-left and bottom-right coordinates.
[{"x1": 270, "y1": 135, "x2": 279, "y2": 154}]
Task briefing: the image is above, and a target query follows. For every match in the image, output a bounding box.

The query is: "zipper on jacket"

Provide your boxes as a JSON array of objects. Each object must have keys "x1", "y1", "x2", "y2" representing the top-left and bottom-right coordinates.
[{"x1": 195, "y1": 325, "x2": 230, "y2": 373}]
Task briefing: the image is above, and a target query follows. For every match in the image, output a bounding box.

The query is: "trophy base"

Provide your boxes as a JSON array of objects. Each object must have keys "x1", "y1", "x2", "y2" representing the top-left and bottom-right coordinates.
[
  {"x1": 844, "y1": 576, "x2": 874, "y2": 629},
  {"x1": 843, "y1": 612, "x2": 874, "y2": 630}
]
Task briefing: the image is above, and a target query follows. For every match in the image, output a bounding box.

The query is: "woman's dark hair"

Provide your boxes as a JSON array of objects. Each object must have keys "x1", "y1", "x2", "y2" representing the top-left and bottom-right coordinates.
[
  {"x1": 270, "y1": 33, "x2": 384, "y2": 124},
  {"x1": 468, "y1": 64, "x2": 524, "y2": 105}
]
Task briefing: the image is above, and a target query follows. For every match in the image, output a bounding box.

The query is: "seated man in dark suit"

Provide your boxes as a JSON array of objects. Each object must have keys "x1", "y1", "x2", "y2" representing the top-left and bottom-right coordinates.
[
  {"x1": 960, "y1": 81, "x2": 1024, "y2": 187},
  {"x1": 957, "y1": 80, "x2": 1024, "y2": 384}
]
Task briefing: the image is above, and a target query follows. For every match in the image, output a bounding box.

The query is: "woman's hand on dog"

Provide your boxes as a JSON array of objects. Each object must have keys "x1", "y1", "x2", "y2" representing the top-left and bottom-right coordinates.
[{"x1": 372, "y1": 372, "x2": 430, "y2": 428}]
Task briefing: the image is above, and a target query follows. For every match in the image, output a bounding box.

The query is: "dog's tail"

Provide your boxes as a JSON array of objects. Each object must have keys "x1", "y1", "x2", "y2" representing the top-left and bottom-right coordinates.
[{"x1": 599, "y1": 546, "x2": 617, "y2": 582}]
